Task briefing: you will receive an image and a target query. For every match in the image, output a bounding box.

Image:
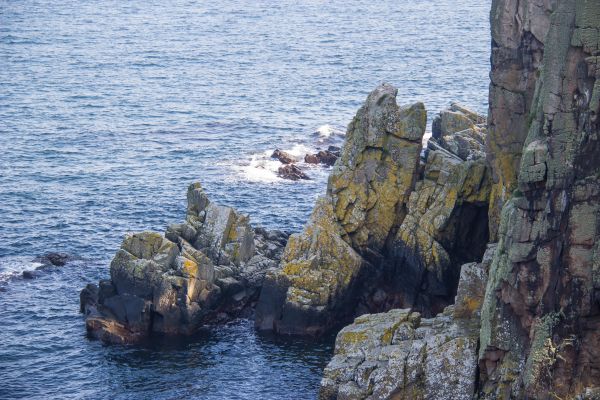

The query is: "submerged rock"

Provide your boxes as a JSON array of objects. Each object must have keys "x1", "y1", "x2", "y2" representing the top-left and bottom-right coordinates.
[
  {"x1": 34, "y1": 252, "x2": 76, "y2": 267},
  {"x1": 277, "y1": 164, "x2": 310, "y2": 181},
  {"x1": 81, "y1": 182, "x2": 286, "y2": 344}
]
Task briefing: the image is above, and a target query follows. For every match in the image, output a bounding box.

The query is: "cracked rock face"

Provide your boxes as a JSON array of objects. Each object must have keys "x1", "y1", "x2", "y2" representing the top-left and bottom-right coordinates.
[
  {"x1": 387, "y1": 150, "x2": 491, "y2": 316},
  {"x1": 320, "y1": 245, "x2": 495, "y2": 400},
  {"x1": 328, "y1": 84, "x2": 427, "y2": 254},
  {"x1": 254, "y1": 84, "x2": 427, "y2": 336},
  {"x1": 80, "y1": 183, "x2": 287, "y2": 344},
  {"x1": 479, "y1": 1, "x2": 600, "y2": 397},
  {"x1": 486, "y1": 0, "x2": 555, "y2": 241}
]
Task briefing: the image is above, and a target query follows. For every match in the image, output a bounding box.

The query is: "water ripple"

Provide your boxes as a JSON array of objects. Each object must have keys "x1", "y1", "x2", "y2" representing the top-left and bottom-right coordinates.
[{"x1": 0, "y1": 0, "x2": 490, "y2": 398}]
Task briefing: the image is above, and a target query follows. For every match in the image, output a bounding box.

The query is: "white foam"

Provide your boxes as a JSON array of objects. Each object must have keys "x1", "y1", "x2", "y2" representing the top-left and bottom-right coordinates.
[
  {"x1": 0, "y1": 257, "x2": 42, "y2": 284},
  {"x1": 315, "y1": 124, "x2": 345, "y2": 143}
]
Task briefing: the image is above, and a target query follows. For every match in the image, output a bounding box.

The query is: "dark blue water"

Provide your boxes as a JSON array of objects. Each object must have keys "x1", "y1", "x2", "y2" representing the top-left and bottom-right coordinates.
[{"x1": 0, "y1": 1, "x2": 491, "y2": 398}]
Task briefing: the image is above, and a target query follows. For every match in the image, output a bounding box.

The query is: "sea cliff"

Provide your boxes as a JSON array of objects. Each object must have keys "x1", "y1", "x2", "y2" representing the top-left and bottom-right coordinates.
[{"x1": 80, "y1": 0, "x2": 600, "y2": 397}]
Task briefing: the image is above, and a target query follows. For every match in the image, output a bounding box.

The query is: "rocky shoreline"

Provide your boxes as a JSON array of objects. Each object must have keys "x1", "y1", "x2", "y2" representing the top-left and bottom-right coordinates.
[{"x1": 81, "y1": 0, "x2": 600, "y2": 398}]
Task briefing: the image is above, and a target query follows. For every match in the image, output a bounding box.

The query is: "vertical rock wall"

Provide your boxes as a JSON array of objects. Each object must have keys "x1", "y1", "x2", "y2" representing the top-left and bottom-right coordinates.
[
  {"x1": 486, "y1": 0, "x2": 555, "y2": 240},
  {"x1": 479, "y1": 1, "x2": 600, "y2": 397}
]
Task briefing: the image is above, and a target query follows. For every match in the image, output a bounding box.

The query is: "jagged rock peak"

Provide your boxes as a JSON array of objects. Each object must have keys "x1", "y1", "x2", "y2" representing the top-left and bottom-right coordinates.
[
  {"x1": 255, "y1": 84, "x2": 427, "y2": 336},
  {"x1": 80, "y1": 182, "x2": 287, "y2": 344}
]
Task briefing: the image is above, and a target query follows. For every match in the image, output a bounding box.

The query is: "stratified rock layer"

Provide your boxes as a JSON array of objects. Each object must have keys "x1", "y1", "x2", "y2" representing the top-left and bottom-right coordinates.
[{"x1": 478, "y1": 1, "x2": 600, "y2": 397}]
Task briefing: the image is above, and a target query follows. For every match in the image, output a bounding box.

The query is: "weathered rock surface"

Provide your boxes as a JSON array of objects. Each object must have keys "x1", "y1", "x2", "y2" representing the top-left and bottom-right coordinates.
[
  {"x1": 478, "y1": 1, "x2": 600, "y2": 397},
  {"x1": 320, "y1": 245, "x2": 495, "y2": 400},
  {"x1": 81, "y1": 183, "x2": 286, "y2": 344},
  {"x1": 388, "y1": 149, "x2": 491, "y2": 315},
  {"x1": 255, "y1": 198, "x2": 363, "y2": 335},
  {"x1": 430, "y1": 104, "x2": 487, "y2": 161},
  {"x1": 255, "y1": 84, "x2": 428, "y2": 335},
  {"x1": 328, "y1": 84, "x2": 426, "y2": 254},
  {"x1": 486, "y1": 0, "x2": 554, "y2": 240}
]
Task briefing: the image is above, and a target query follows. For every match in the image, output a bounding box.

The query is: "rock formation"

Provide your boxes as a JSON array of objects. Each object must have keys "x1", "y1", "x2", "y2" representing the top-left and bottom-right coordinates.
[
  {"x1": 478, "y1": 1, "x2": 600, "y2": 397},
  {"x1": 277, "y1": 164, "x2": 310, "y2": 181},
  {"x1": 271, "y1": 149, "x2": 298, "y2": 164},
  {"x1": 255, "y1": 84, "x2": 493, "y2": 335},
  {"x1": 80, "y1": 183, "x2": 287, "y2": 344},
  {"x1": 79, "y1": 1, "x2": 600, "y2": 397},
  {"x1": 255, "y1": 84, "x2": 430, "y2": 335},
  {"x1": 318, "y1": 1, "x2": 600, "y2": 398},
  {"x1": 304, "y1": 149, "x2": 339, "y2": 166},
  {"x1": 486, "y1": 0, "x2": 553, "y2": 240},
  {"x1": 320, "y1": 245, "x2": 496, "y2": 400}
]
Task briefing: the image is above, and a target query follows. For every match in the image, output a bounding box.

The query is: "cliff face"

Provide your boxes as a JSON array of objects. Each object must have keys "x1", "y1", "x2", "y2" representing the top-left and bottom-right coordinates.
[
  {"x1": 320, "y1": 0, "x2": 600, "y2": 398},
  {"x1": 487, "y1": 0, "x2": 554, "y2": 240},
  {"x1": 479, "y1": 0, "x2": 600, "y2": 397}
]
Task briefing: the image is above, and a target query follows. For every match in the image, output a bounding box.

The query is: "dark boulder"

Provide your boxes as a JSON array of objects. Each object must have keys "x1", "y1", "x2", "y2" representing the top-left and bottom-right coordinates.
[
  {"x1": 35, "y1": 252, "x2": 75, "y2": 267},
  {"x1": 277, "y1": 164, "x2": 310, "y2": 180},
  {"x1": 271, "y1": 149, "x2": 297, "y2": 164},
  {"x1": 304, "y1": 150, "x2": 338, "y2": 166}
]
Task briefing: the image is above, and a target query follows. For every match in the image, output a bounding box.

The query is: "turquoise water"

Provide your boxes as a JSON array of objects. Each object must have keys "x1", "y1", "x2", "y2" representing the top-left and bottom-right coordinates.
[{"x1": 0, "y1": 1, "x2": 490, "y2": 398}]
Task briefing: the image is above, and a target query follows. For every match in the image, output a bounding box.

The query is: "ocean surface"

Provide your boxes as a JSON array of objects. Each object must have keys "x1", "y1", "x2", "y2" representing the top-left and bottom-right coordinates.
[{"x1": 0, "y1": 1, "x2": 491, "y2": 398}]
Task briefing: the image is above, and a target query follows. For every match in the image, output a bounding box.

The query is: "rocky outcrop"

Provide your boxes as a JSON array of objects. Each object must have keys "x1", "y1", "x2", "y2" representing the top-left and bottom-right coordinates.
[
  {"x1": 328, "y1": 84, "x2": 426, "y2": 254},
  {"x1": 430, "y1": 104, "x2": 487, "y2": 161},
  {"x1": 80, "y1": 183, "x2": 287, "y2": 344},
  {"x1": 271, "y1": 149, "x2": 298, "y2": 164},
  {"x1": 320, "y1": 245, "x2": 496, "y2": 400},
  {"x1": 317, "y1": 1, "x2": 600, "y2": 398},
  {"x1": 255, "y1": 84, "x2": 493, "y2": 336},
  {"x1": 255, "y1": 84, "x2": 428, "y2": 335},
  {"x1": 255, "y1": 198, "x2": 364, "y2": 335},
  {"x1": 478, "y1": 1, "x2": 600, "y2": 398},
  {"x1": 486, "y1": 0, "x2": 555, "y2": 240}
]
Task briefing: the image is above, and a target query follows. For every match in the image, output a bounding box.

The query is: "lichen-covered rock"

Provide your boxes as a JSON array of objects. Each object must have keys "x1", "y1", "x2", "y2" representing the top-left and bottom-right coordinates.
[
  {"x1": 430, "y1": 104, "x2": 487, "y2": 161},
  {"x1": 255, "y1": 197, "x2": 363, "y2": 335},
  {"x1": 486, "y1": 0, "x2": 555, "y2": 240},
  {"x1": 479, "y1": 1, "x2": 600, "y2": 397},
  {"x1": 431, "y1": 103, "x2": 483, "y2": 139},
  {"x1": 81, "y1": 183, "x2": 286, "y2": 344},
  {"x1": 255, "y1": 84, "x2": 426, "y2": 335},
  {"x1": 389, "y1": 150, "x2": 491, "y2": 315},
  {"x1": 328, "y1": 83, "x2": 426, "y2": 253},
  {"x1": 320, "y1": 245, "x2": 495, "y2": 400}
]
